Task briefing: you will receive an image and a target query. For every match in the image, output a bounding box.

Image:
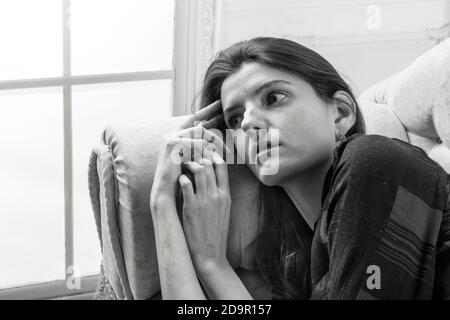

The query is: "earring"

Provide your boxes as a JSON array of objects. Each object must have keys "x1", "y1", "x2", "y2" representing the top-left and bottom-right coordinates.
[{"x1": 335, "y1": 131, "x2": 346, "y2": 143}]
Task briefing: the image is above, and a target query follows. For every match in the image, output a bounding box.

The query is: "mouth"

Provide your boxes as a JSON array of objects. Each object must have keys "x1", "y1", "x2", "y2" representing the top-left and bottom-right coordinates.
[
  {"x1": 255, "y1": 145, "x2": 281, "y2": 165},
  {"x1": 255, "y1": 139, "x2": 279, "y2": 152},
  {"x1": 245, "y1": 132, "x2": 282, "y2": 165}
]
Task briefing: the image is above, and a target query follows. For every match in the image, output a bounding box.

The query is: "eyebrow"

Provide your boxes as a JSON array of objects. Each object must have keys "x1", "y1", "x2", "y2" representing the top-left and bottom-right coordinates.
[{"x1": 223, "y1": 79, "x2": 293, "y2": 116}]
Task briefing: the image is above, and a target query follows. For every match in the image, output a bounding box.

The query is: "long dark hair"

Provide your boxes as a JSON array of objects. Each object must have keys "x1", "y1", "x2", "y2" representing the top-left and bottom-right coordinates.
[{"x1": 198, "y1": 37, "x2": 365, "y2": 299}]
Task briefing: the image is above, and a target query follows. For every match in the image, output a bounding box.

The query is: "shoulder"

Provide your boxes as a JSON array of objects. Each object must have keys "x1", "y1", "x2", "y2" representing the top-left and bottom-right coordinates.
[
  {"x1": 343, "y1": 134, "x2": 426, "y2": 159},
  {"x1": 338, "y1": 133, "x2": 436, "y2": 172},
  {"x1": 332, "y1": 133, "x2": 448, "y2": 188},
  {"x1": 333, "y1": 134, "x2": 449, "y2": 206}
]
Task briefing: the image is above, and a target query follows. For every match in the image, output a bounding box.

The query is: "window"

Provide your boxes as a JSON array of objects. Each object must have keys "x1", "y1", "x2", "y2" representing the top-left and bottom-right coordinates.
[{"x1": 0, "y1": 0, "x2": 179, "y2": 299}]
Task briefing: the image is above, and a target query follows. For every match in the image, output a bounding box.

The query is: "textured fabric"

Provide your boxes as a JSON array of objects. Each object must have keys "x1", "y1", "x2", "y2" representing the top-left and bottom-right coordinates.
[
  {"x1": 93, "y1": 263, "x2": 118, "y2": 300},
  {"x1": 359, "y1": 39, "x2": 450, "y2": 146},
  {"x1": 357, "y1": 99, "x2": 409, "y2": 142},
  {"x1": 360, "y1": 38, "x2": 450, "y2": 173},
  {"x1": 311, "y1": 134, "x2": 450, "y2": 299},
  {"x1": 89, "y1": 145, "x2": 133, "y2": 299}
]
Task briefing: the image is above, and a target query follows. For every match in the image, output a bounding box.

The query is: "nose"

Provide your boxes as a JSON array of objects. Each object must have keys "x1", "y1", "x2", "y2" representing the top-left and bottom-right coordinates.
[{"x1": 240, "y1": 102, "x2": 266, "y2": 133}]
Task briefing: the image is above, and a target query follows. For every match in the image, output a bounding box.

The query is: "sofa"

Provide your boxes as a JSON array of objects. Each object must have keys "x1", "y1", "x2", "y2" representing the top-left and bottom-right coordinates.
[{"x1": 88, "y1": 38, "x2": 450, "y2": 300}]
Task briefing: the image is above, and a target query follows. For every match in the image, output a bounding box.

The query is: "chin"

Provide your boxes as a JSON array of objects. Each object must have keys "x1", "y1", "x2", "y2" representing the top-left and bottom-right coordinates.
[
  {"x1": 256, "y1": 174, "x2": 280, "y2": 186},
  {"x1": 252, "y1": 159, "x2": 287, "y2": 186},
  {"x1": 253, "y1": 154, "x2": 310, "y2": 186}
]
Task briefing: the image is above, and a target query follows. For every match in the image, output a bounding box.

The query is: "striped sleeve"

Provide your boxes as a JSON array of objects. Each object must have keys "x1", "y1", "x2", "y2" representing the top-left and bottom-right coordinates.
[{"x1": 434, "y1": 176, "x2": 450, "y2": 299}]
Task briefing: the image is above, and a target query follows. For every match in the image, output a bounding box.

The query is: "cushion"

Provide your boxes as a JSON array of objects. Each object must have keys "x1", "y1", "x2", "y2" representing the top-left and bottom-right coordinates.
[{"x1": 359, "y1": 38, "x2": 450, "y2": 172}]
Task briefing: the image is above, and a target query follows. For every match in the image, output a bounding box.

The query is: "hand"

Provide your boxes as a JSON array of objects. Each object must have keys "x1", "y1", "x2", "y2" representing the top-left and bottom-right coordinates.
[
  {"x1": 150, "y1": 100, "x2": 229, "y2": 206},
  {"x1": 179, "y1": 100, "x2": 224, "y2": 130},
  {"x1": 178, "y1": 152, "x2": 231, "y2": 269}
]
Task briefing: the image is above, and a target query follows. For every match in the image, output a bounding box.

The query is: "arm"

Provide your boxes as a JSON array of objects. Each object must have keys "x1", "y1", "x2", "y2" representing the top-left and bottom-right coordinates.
[
  {"x1": 149, "y1": 101, "x2": 223, "y2": 299},
  {"x1": 150, "y1": 100, "x2": 251, "y2": 299},
  {"x1": 434, "y1": 181, "x2": 450, "y2": 299},
  {"x1": 151, "y1": 160, "x2": 252, "y2": 300},
  {"x1": 151, "y1": 195, "x2": 206, "y2": 300},
  {"x1": 311, "y1": 135, "x2": 447, "y2": 299},
  {"x1": 152, "y1": 196, "x2": 259, "y2": 300},
  {"x1": 179, "y1": 154, "x2": 253, "y2": 300},
  {"x1": 195, "y1": 259, "x2": 253, "y2": 300}
]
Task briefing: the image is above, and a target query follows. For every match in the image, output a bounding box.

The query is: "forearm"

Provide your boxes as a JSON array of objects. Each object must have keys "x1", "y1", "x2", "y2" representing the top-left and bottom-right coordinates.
[
  {"x1": 151, "y1": 195, "x2": 206, "y2": 300},
  {"x1": 196, "y1": 260, "x2": 254, "y2": 300}
]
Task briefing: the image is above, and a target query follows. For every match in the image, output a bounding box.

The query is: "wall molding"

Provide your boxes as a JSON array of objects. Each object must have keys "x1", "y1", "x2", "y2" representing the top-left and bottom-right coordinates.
[
  {"x1": 222, "y1": 0, "x2": 447, "y2": 12},
  {"x1": 284, "y1": 27, "x2": 448, "y2": 48},
  {"x1": 215, "y1": 0, "x2": 449, "y2": 51},
  {"x1": 427, "y1": 22, "x2": 450, "y2": 43},
  {"x1": 173, "y1": 0, "x2": 216, "y2": 115},
  {"x1": 194, "y1": 0, "x2": 215, "y2": 101}
]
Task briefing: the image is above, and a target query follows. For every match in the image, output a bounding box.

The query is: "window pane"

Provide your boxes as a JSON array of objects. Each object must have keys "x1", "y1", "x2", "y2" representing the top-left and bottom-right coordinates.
[
  {"x1": 71, "y1": 0, "x2": 175, "y2": 75},
  {"x1": 72, "y1": 80, "x2": 172, "y2": 276},
  {"x1": 0, "y1": 0, "x2": 62, "y2": 81},
  {"x1": 0, "y1": 87, "x2": 65, "y2": 289}
]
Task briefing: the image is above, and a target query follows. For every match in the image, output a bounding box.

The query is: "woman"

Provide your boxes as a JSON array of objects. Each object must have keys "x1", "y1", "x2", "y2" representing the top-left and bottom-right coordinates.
[{"x1": 149, "y1": 37, "x2": 450, "y2": 299}]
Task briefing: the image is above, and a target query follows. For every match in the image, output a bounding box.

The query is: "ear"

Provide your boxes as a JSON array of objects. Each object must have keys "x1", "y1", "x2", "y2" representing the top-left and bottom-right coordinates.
[{"x1": 330, "y1": 90, "x2": 357, "y2": 136}]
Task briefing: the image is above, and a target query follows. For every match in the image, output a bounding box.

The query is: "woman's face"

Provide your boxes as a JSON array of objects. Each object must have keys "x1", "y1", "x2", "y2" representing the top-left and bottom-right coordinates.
[{"x1": 220, "y1": 62, "x2": 337, "y2": 186}]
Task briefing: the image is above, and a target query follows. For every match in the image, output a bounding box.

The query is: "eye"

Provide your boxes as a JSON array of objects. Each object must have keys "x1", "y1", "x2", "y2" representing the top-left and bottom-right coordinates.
[
  {"x1": 227, "y1": 114, "x2": 243, "y2": 129},
  {"x1": 266, "y1": 91, "x2": 287, "y2": 106}
]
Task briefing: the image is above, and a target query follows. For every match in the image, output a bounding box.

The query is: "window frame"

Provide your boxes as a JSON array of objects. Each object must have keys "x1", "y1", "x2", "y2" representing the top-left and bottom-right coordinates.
[{"x1": 0, "y1": 0, "x2": 189, "y2": 299}]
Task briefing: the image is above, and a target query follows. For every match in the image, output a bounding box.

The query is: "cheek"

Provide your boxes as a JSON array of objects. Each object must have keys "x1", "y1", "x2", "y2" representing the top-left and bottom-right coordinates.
[
  {"x1": 231, "y1": 130, "x2": 255, "y2": 166},
  {"x1": 277, "y1": 108, "x2": 335, "y2": 171},
  {"x1": 281, "y1": 108, "x2": 333, "y2": 150}
]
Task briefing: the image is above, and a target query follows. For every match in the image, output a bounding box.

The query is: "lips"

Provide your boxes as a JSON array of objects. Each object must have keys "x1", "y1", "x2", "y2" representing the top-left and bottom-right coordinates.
[
  {"x1": 245, "y1": 131, "x2": 281, "y2": 165},
  {"x1": 255, "y1": 139, "x2": 278, "y2": 153},
  {"x1": 255, "y1": 144, "x2": 281, "y2": 165}
]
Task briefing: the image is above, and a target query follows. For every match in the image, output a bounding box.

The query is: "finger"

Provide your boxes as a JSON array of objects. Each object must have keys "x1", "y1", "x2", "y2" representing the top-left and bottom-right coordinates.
[
  {"x1": 179, "y1": 100, "x2": 221, "y2": 130},
  {"x1": 179, "y1": 114, "x2": 196, "y2": 130},
  {"x1": 202, "y1": 113, "x2": 225, "y2": 129},
  {"x1": 198, "y1": 158, "x2": 216, "y2": 190},
  {"x1": 174, "y1": 121, "x2": 205, "y2": 139},
  {"x1": 178, "y1": 137, "x2": 217, "y2": 163},
  {"x1": 211, "y1": 151, "x2": 229, "y2": 191},
  {"x1": 184, "y1": 161, "x2": 207, "y2": 195},
  {"x1": 193, "y1": 100, "x2": 221, "y2": 124},
  {"x1": 175, "y1": 125, "x2": 232, "y2": 159},
  {"x1": 170, "y1": 138, "x2": 209, "y2": 164},
  {"x1": 178, "y1": 174, "x2": 194, "y2": 206},
  {"x1": 174, "y1": 121, "x2": 210, "y2": 143},
  {"x1": 200, "y1": 128, "x2": 232, "y2": 157}
]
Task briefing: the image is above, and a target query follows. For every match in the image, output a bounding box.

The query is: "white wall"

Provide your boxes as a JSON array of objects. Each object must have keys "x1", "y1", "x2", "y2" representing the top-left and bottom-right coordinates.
[{"x1": 205, "y1": 0, "x2": 450, "y2": 96}]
